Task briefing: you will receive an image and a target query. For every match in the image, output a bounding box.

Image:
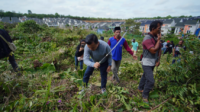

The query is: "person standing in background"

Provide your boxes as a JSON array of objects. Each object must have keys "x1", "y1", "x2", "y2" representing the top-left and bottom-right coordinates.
[
  {"x1": 75, "y1": 39, "x2": 86, "y2": 70},
  {"x1": 131, "y1": 39, "x2": 139, "y2": 55}
]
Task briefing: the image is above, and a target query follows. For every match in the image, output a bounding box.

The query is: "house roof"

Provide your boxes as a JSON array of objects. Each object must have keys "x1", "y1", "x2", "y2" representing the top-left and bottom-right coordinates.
[
  {"x1": 175, "y1": 22, "x2": 185, "y2": 27},
  {"x1": 173, "y1": 18, "x2": 182, "y2": 23},
  {"x1": 145, "y1": 21, "x2": 153, "y2": 25},
  {"x1": 140, "y1": 21, "x2": 146, "y2": 26},
  {"x1": 163, "y1": 20, "x2": 173, "y2": 24},
  {"x1": 184, "y1": 20, "x2": 198, "y2": 25}
]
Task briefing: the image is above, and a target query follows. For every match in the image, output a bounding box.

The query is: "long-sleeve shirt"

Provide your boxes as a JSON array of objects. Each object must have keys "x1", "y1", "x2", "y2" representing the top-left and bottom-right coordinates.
[
  {"x1": 108, "y1": 36, "x2": 133, "y2": 61},
  {"x1": 0, "y1": 29, "x2": 12, "y2": 59},
  {"x1": 75, "y1": 45, "x2": 84, "y2": 57},
  {"x1": 108, "y1": 36, "x2": 133, "y2": 55},
  {"x1": 83, "y1": 40, "x2": 112, "y2": 67}
]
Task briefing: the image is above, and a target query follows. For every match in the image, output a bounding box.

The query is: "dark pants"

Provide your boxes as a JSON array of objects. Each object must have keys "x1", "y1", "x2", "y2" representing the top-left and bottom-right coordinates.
[
  {"x1": 75, "y1": 56, "x2": 83, "y2": 70},
  {"x1": 138, "y1": 65, "x2": 155, "y2": 99},
  {"x1": 8, "y1": 55, "x2": 19, "y2": 72},
  {"x1": 83, "y1": 60, "x2": 108, "y2": 89},
  {"x1": 164, "y1": 48, "x2": 172, "y2": 54},
  {"x1": 172, "y1": 54, "x2": 181, "y2": 64}
]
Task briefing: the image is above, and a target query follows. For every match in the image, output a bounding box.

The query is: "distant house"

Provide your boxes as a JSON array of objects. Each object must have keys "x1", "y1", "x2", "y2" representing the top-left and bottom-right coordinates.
[
  {"x1": 11, "y1": 17, "x2": 20, "y2": 23},
  {"x1": 1, "y1": 17, "x2": 10, "y2": 23},
  {"x1": 183, "y1": 20, "x2": 199, "y2": 35},
  {"x1": 174, "y1": 20, "x2": 200, "y2": 35},
  {"x1": 161, "y1": 19, "x2": 175, "y2": 34},
  {"x1": 174, "y1": 22, "x2": 185, "y2": 35},
  {"x1": 139, "y1": 21, "x2": 145, "y2": 32},
  {"x1": 143, "y1": 21, "x2": 152, "y2": 33}
]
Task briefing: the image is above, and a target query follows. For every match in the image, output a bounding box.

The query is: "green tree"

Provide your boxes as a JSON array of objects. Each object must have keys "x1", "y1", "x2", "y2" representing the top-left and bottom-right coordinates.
[
  {"x1": 28, "y1": 10, "x2": 32, "y2": 14},
  {"x1": 123, "y1": 19, "x2": 141, "y2": 35},
  {"x1": 55, "y1": 13, "x2": 60, "y2": 18},
  {"x1": 166, "y1": 15, "x2": 172, "y2": 18}
]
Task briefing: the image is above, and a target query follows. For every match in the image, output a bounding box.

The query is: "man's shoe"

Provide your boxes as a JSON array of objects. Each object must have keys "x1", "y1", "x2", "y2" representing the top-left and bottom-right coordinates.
[
  {"x1": 138, "y1": 89, "x2": 143, "y2": 93},
  {"x1": 101, "y1": 88, "x2": 106, "y2": 94},
  {"x1": 142, "y1": 98, "x2": 149, "y2": 104}
]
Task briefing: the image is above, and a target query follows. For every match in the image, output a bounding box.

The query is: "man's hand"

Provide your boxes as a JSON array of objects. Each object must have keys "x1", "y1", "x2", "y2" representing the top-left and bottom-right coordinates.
[
  {"x1": 155, "y1": 61, "x2": 160, "y2": 67},
  {"x1": 157, "y1": 33, "x2": 161, "y2": 40},
  {"x1": 133, "y1": 55, "x2": 137, "y2": 60},
  {"x1": 107, "y1": 66, "x2": 111, "y2": 72},
  {"x1": 94, "y1": 62, "x2": 100, "y2": 69},
  {"x1": 79, "y1": 47, "x2": 84, "y2": 51}
]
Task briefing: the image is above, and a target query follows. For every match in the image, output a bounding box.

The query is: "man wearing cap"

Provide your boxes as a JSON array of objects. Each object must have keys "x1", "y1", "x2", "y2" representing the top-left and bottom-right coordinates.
[
  {"x1": 131, "y1": 39, "x2": 139, "y2": 55},
  {"x1": 108, "y1": 27, "x2": 137, "y2": 83}
]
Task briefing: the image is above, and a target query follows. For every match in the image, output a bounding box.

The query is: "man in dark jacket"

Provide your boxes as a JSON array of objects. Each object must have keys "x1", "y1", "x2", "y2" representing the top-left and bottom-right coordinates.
[
  {"x1": 0, "y1": 29, "x2": 20, "y2": 74},
  {"x1": 74, "y1": 39, "x2": 86, "y2": 70}
]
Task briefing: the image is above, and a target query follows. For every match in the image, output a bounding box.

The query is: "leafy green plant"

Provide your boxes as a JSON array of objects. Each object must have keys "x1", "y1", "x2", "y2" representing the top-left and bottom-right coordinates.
[{"x1": 16, "y1": 20, "x2": 42, "y2": 33}]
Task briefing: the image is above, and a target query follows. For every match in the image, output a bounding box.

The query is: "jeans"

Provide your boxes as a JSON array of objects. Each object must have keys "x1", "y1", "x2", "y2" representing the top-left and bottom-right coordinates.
[
  {"x1": 75, "y1": 56, "x2": 83, "y2": 70},
  {"x1": 9, "y1": 55, "x2": 19, "y2": 72},
  {"x1": 138, "y1": 65, "x2": 155, "y2": 99},
  {"x1": 83, "y1": 60, "x2": 108, "y2": 89},
  {"x1": 172, "y1": 54, "x2": 181, "y2": 64},
  {"x1": 162, "y1": 48, "x2": 166, "y2": 54}
]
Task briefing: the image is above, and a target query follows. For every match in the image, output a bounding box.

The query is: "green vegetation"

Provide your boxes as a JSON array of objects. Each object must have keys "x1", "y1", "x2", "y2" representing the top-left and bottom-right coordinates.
[{"x1": 0, "y1": 21, "x2": 200, "y2": 111}]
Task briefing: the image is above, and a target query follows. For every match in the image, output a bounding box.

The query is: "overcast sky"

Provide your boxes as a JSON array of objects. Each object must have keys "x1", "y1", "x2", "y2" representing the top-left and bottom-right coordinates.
[{"x1": 1, "y1": 0, "x2": 200, "y2": 19}]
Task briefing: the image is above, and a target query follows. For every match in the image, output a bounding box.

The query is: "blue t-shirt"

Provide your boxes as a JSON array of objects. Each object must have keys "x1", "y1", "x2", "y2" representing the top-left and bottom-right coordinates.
[{"x1": 131, "y1": 42, "x2": 138, "y2": 51}]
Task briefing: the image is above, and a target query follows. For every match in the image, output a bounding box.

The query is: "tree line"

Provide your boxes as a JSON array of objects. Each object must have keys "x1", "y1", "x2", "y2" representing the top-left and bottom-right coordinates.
[
  {"x1": 133, "y1": 15, "x2": 193, "y2": 20},
  {"x1": 0, "y1": 10, "x2": 122, "y2": 21},
  {"x1": 0, "y1": 10, "x2": 195, "y2": 21}
]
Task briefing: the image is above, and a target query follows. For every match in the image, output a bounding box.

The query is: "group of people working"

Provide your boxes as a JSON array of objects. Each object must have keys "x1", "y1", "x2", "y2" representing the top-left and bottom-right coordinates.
[
  {"x1": 75, "y1": 20, "x2": 188, "y2": 104},
  {"x1": 74, "y1": 21, "x2": 163, "y2": 104},
  {"x1": 0, "y1": 21, "x2": 187, "y2": 105},
  {"x1": 161, "y1": 39, "x2": 186, "y2": 64}
]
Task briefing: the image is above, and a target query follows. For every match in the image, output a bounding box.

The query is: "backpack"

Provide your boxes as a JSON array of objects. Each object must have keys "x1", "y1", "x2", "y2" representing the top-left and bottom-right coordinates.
[{"x1": 0, "y1": 34, "x2": 17, "y2": 52}]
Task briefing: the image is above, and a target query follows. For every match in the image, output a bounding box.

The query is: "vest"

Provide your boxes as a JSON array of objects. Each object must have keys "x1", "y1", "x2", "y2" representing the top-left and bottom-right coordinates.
[{"x1": 109, "y1": 37, "x2": 125, "y2": 61}]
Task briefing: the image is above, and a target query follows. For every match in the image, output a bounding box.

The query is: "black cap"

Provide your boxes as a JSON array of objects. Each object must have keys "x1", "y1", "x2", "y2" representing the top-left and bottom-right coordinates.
[{"x1": 114, "y1": 27, "x2": 121, "y2": 32}]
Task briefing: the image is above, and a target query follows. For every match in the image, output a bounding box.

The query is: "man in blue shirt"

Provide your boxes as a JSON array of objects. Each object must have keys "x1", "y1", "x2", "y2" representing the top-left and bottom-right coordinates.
[
  {"x1": 108, "y1": 27, "x2": 137, "y2": 83},
  {"x1": 81, "y1": 34, "x2": 112, "y2": 94}
]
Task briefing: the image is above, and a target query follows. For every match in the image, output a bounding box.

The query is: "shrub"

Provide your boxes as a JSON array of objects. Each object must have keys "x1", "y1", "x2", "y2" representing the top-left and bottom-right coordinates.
[{"x1": 16, "y1": 20, "x2": 42, "y2": 33}]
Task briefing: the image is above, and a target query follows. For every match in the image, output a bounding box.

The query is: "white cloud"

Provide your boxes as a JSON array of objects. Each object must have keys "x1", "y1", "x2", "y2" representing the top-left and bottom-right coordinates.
[
  {"x1": 155, "y1": 0, "x2": 168, "y2": 5},
  {"x1": 0, "y1": 0, "x2": 199, "y2": 19}
]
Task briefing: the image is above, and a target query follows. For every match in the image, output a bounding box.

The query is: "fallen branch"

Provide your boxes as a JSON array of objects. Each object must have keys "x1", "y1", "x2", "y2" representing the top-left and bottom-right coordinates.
[
  {"x1": 149, "y1": 96, "x2": 172, "y2": 111},
  {"x1": 186, "y1": 74, "x2": 200, "y2": 85}
]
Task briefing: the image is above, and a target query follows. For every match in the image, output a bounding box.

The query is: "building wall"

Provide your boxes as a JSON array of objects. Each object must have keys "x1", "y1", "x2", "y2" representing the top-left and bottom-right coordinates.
[
  {"x1": 139, "y1": 26, "x2": 144, "y2": 32},
  {"x1": 171, "y1": 20, "x2": 176, "y2": 27},
  {"x1": 161, "y1": 24, "x2": 170, "y2": 34},
  {"x1": 184, "y1": 25, "x2": 196, "y2": 35},
  {"x1": 144, "y1": 25, "x2": 149, "y2": 33},
  {"x1": 174, "y1": 27, "x2": 184, "y2": 35}
]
